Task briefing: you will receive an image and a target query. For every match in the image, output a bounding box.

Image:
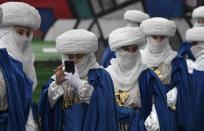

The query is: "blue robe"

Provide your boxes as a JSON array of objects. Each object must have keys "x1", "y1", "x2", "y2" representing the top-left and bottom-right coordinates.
[
  {"x1": 116, "y1": 69, "x2": 170, "y2": 131},
  {"x1": 191, "y1": 70, "x2": 204, "y2": 130},
  {"x1": 169, "y1": 55, "x2": 193, "y2": 131},
  {"x1": 177, "y1": 41, "x2": 195, "y2": 61},
  {"x1": 0, "y1": 49, "x2": 33, "y2": 131},
  {"x1": 38, "y1": 68, "x2": 119, "y2": 131},
  {"x1": 100, "y1": 44, "x2": 116, "y2": 68}
]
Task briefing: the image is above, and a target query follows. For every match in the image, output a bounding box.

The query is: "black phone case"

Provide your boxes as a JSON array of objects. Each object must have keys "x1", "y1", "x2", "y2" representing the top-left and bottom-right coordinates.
[{"x1": 64, "y1": 61, "x2": 75, "y2": 74}]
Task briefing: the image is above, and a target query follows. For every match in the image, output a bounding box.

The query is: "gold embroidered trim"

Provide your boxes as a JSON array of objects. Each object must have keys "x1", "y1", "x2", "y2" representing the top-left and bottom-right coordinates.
[{"x1": 115, "y1": 90, "x2": 129, "y2": 106}]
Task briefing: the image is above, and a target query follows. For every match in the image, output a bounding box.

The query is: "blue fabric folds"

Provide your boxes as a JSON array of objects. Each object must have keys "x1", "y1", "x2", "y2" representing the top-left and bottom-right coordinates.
[
  {"x1": 39, "y1": 68, "x2": 119, "y2": 131},
  {"x1": 139, "y1": 69, "x2": 170, "y2": 131},
  {"x1": 177, "y1": 41, "x2": 195, "y2": 61},
  {"x1": 83, "y1": 68, "x2": 119, "y2": 131},
  {"x1": 191, "y1": 70, "x2": 204, "y2": 130},
  {"x1": 170, "y1": 55, "x2": 193, "y2": 131},
  {"x1": 0, "y1": 48, "x2": 33, "y2": 131},
  {"x1": 38, "y1": 78, "x2": 62, "y2": 131},
  {"x1": 100, "y1": 44, "x2": 116, "y2": 68}
]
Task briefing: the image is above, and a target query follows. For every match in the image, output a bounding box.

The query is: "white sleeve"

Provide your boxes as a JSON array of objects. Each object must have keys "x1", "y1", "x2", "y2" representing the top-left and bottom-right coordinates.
[
  {"x1": 166, "y1": 87, "x2": 177, "y2": 107},
  {"x1": 76, "y1": 80, "x2": 94, "y2": 104},
  {"x1": 195, "y1": 59, "x2": 204, "y2": 71},
  {"x1": 26, "y1": 109, "x2": 39, "y2": 131},
  {"x1": 48, "y1": 81, "x2": 64, "y2": 108},
  {"x1": 144, "y1": 104, "x2": 160, "y2": 131},
  {"x1": 186, "y1": 59, "x2": 195, "y2": 74}
]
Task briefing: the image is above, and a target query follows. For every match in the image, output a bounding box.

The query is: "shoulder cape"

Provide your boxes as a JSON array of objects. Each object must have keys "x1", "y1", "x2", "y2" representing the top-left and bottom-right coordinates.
[{"x1": 0, "y1": 48, "x2": 33, "y2": 131}]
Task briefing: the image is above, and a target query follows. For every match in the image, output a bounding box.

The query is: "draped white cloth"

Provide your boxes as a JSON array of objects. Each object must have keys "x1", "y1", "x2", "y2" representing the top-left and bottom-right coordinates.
[
  {"x1": 192, "y1": 6, "x2": 204, "y2": 19},
  {"x1": 141, "y1": 37, "x2": 177, "y2": 67},
  {"x1": 186, "y1": 27, "x2": 204, "y2": 72},
  {"x1": 123, "y1": 10, "x2": 150, "y2": 24},
  {"x1": 109, "y1": 27, "x2": 146, "y2": 51},
  {"x1": 186, "y1": 27, "x2": 204, "y2": 42},
  {"x1": 0, "y1": 2, "x2": 41, "y2": 30},
  {"x1": 0, "y1": 26, "x2": 37, "y2": 90},
  {"x1": 56, "y1": 29, "x2": 98, "y2": 54},
  {"x1": 106, "y1": 49, "x2": 146, "y2": 91},
  {"x1": 140, "y1": 17, "x2": 176, "y2": 37}
]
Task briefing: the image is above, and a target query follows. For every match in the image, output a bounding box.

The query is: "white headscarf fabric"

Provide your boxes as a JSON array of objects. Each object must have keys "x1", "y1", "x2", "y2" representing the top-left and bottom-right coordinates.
[
  {"x1": 106, "y1": 27, "x2": 147, "y2": 91},
  {"x1": 192, "y1": 6, "x2": 204, "y2": 19},
  {"x1": 124, "y1": 10, "x2": 150, "y2": 26},
  {"x1": 106, "y1": 48, "x2": 146, "y2": 91},
  {"x1": 141, "y1": 37, "x2": 177, "y2": 67},
  {"x1": 109, "y1": 27, "x2": 146, "y2": 51},
  {"x1": 0, "y1": 27, "x2": 37, "y2": 90},
  {"x1": 186, "y1": 27, "x2": 204, "y2": 42},
  {"x1": 58, "y1": 29, "x2": 99, "y2": 78},
  {"x1": 56, "y1": 29, "x2": 98, "y2": 54},
  {"x1": 186, "y1": 27, "x2": 204, "y2": 71},
  {"x1": 140, "y1": 17, "x2": 176, "y2": 37},
  {"x1": 192, "y1": 6, "x2": 204, "y2": 27},
  {"x1": 0, "y1": 2, "x2": 41, "y2": 30},
  {"x1": 0, "y1": 2, "x2": 40, "y2": 90}
]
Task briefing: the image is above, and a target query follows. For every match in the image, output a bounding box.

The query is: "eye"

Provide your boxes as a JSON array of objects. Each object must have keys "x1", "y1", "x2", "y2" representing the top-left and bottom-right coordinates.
[
  {"x1": 68, "y1": 55, "x2": 74, "y2": 59},
  {"x1": 16, "y1": 30, "x2": 23, "y2": 36},
  {"x1": 122, "y1": 46, "x2": 128, "y2": 51},
  {"x1": 76, "y1": 54, "x2": 83, "y2": 59}
]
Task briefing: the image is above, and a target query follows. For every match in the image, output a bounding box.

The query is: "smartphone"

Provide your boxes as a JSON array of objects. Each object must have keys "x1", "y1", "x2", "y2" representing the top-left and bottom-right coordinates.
[{"x1": 64, "y1": 61, "x2": 75, "y2": 74}]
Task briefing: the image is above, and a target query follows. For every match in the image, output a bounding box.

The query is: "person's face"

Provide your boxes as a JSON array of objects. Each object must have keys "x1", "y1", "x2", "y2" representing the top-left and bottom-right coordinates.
[
  {"x1": 151, "y1": 35, "x2": 166, "y2": 43},
  {"x1": 13, "y1": 26, "x2": 32, "y2": 38},
  {"x1": 67, "y1": 54, "x2": 85, "y2": 64},
  {"x1": 191, "y1": 41, "x2": 198, "y2": 47},
  {"x1": 197, "y1": 18, "x2": 204, "y2": 24},
  {"x1": 122, "y1": 45, "x2": 138, "y2": 54}
]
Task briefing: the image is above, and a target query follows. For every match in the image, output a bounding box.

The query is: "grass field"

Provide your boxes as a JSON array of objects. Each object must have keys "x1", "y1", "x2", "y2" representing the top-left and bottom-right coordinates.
[{"x1": 31, "y1": 41, "x2": 61, "y2": 103}]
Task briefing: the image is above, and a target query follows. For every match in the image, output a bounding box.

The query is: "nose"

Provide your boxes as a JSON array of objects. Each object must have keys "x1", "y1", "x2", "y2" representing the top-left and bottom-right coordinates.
[
  {"x1": 73, "y1": 57, "x2": 78, "y2": 64},
  {"x1": 22, "y1": 33, "x2": 29, "y2": 38},
  {"x1": 128, "y1": 49, "x2": 134, "y2": 54}
]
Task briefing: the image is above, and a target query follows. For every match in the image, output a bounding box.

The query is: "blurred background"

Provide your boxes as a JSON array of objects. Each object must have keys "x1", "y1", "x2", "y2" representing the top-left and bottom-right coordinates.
[{"x1": 0, "y1": 0, "x2": 203, "y2": 102}]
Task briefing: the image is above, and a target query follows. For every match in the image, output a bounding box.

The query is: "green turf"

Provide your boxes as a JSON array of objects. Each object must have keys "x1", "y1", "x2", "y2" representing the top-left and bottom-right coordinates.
[{"x1": 31, "y1": 41, "x2": 61, "y2": 61}]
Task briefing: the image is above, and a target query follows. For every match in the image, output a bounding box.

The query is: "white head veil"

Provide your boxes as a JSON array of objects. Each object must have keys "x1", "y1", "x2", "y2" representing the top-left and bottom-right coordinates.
[
  {"x1": 56, "y1": 29, "x2": 99, "y2": 78},
  {"x1": 106, "y1": 27, "x2": 147, "y2": 91},
  {"x1": 0, "y1": 2, "x2": 41, "y2": 90},
  {"x1": 140, "y1": 17, "x2": 177, "y2": 67},
  {"x1": 192, "y1": 6, "x2": 204, "y2": 27},
  {"x1": 123, "y1": 10, "x2": 150, "y2": 27},
  {"x1": 186, "y1": 27, "x2": 204, "y2": 71}
]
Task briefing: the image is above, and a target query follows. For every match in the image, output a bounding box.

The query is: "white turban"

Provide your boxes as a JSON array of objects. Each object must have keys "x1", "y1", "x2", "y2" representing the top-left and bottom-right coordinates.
[
  {"x1": 140, "y1": 17, "x2": 176, "y2": 37},
  {"x1": 56, "y1": 29, "x2": 98, "y2": 54},
  {"x1": 123, "y1": 10, "x2": 150, "y2": 24},
  {"x1": 186, "y1": 27, "x2": 204, "y2": 42},
  {"x1": 0, "y1": 2, "x2": 41, "y2": 30},
  {"x1": 109, "y1": 27, "x2": 145, "y2": 51},
  {"x1": 192, "y1": 6, "x2": 204, "y2": 19}
]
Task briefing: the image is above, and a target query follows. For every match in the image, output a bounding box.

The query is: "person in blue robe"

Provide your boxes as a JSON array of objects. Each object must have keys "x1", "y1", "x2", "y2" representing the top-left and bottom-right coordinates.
[
  {"x1": 185, "y1": 27, "x2": 204, "y2": 130},
  {"x1": 0, "y1": 49, "x2": 33, "y2": 131},
  {"x1": 0, "y1": 2, "x2": 41, "y2": 130},
  {"x1": 38, "y1": 29, "x2": 119, "y2": 131},
  {"x1": 100, "y1": 10, "x2": 149, "y2": 68},
  {"x1": 106, "y1": 27, "x2": 170, "y2": 131},
  {"x1": 140, "y1": 17, "x2": 193, "y2": 130}
]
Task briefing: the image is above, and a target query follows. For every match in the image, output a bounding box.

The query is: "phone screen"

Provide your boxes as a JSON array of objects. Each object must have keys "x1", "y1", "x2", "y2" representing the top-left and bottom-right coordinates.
[{"x1": 64, "y1": 61, "x2": 75, "y2": 74}]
